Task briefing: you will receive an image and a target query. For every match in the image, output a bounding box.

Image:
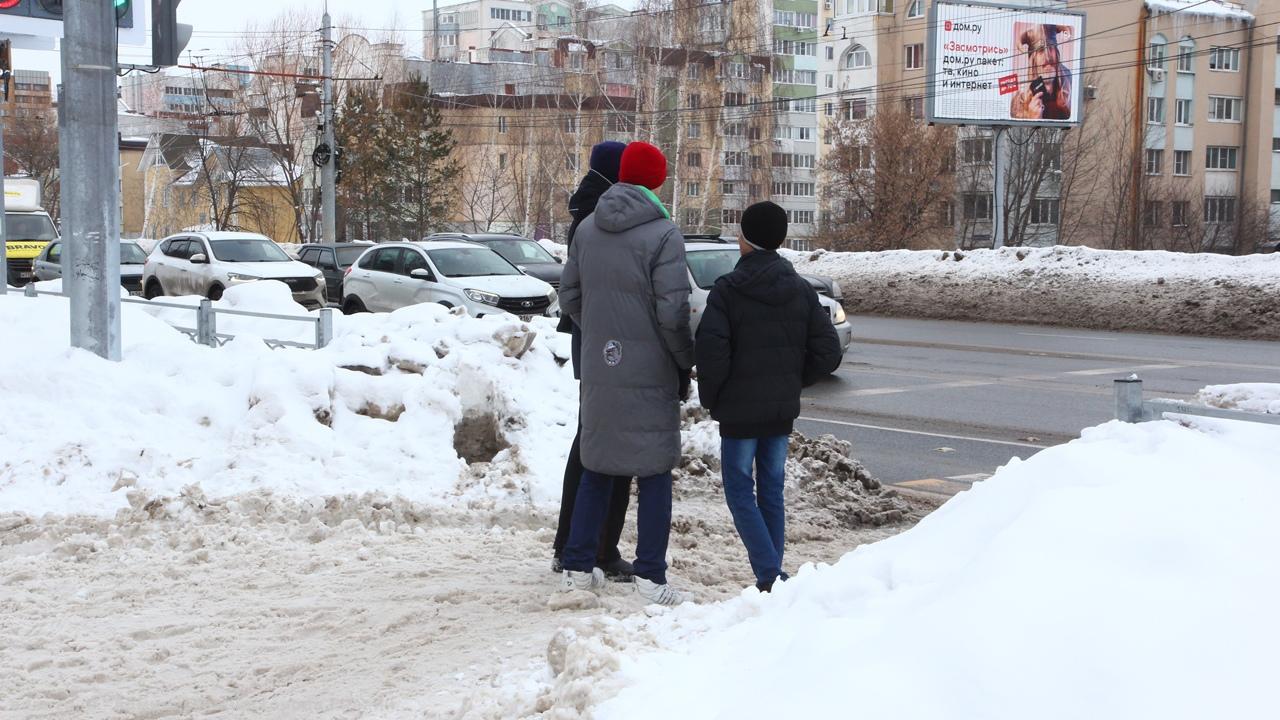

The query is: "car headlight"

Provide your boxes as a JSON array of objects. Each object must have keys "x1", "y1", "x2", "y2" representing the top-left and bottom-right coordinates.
[
  {"x1": 547, "y1": 289, "x2": 558, "y2": 304},
  {"x1": 227, "y1": 273, "x2": 260, "y2": 282},
  {"x1": 833, "y1": 303, "x2": 846, "y2": 324},
  {"x1": 464, "y1": 288, "x2": 500, "y2": 306},
  {"x1": 829, "y1": 280, "x2": 843, "y2": 301}
]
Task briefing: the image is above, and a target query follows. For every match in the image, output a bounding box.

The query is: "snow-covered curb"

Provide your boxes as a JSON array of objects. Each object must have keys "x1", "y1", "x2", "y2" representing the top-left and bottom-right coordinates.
[
  {"x1": 506, "y1": 416, "x2": 1280, "y2": 718},
  {"x1": 782, "y1": 246, "x2": 1280, "y2": 339},
  {"x1": 1196, "y1": 383, "x2": 1280, "y2": 415}
]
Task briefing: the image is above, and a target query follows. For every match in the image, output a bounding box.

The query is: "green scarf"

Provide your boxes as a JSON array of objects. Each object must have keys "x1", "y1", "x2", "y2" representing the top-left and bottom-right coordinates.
[{"x1": 638, "y1": 186, "x2": 671, "y2": 219}]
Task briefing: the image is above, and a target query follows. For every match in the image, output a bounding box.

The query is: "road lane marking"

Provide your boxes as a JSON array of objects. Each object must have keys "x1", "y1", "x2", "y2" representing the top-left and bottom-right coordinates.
[
  {"x1": 894, "y1": 479, "x2": 972, "y2": 495},
  {"x1": 833, "y1": 378, "x2": 997, "y2": 397},
  {"x1": 796, "y1": 416, "x2": 1050, "y2": 449},
  {"x1": 1065, "y1": 363, "x2": 1184, "y2": 376},
  {"x1": 947, "y1": 473, "x2": 992, "y2": 483}
]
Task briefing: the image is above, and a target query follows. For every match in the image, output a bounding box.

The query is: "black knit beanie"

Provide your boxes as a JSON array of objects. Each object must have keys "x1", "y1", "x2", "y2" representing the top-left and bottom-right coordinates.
[{"x1": 741, "y1": 201, "x2": 788, "y2": 251}]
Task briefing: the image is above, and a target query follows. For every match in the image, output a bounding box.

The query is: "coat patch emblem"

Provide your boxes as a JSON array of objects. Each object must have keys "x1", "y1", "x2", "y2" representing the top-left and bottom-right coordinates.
[{"x1": 603, "y1": 340, "x2": 623, "y2": 367}]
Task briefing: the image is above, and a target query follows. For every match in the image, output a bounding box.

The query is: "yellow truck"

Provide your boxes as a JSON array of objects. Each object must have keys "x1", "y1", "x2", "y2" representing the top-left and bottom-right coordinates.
[{"x1": 4, "y1": 178, "x2": 59, "y2": 287}]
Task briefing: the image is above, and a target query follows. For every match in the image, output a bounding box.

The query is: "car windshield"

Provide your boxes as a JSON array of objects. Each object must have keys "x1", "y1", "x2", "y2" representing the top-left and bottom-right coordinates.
[
  {"x1": 5, "y1": 213, "x2": 58, "y2": 241},
  {"x1": 336, "y1": 247, "x2": 366, "y2": 267},
  {"x1": 484, "y1": 239, "x2": 557, "y2": 264},
  {"x1": 426, "y1": 248, "x2": 520, "y2": 278},
  {"x1": 686, "y1": 249, "x2": 740, "y2": 289},
  {"x1": 209, "y1": 238, "x2": 291, "y2": 262},
  {"x1": 120, "y1": 243, "x2": 148, "y2": 264}
]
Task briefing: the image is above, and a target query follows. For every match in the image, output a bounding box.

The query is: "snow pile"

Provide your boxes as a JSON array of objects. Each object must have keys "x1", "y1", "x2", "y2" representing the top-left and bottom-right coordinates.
[
  {"x1": 1196, "y1": 383, "x2": 1280, "y2": 415},
  {"x1": 1145, "y1": 0, "x2": 1253, "y2": 21},
  {"x1": 783, "y1": 245, "x2": 1280, "y2": 339},
  {"x1": 0, "y1": 286, "x2": 577, "y2": 518},
  {"x1": 539, "y1": 239, "x2": 568, "y2": 261},
  {"x1": 521, "y1": 417, "x2": 1280, "y2": 719}
]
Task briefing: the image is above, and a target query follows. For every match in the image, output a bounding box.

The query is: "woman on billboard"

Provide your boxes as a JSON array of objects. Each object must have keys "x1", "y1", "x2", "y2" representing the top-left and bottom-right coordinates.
[{"x1": 1009, "y1": 23, "x2": 1074, "y2": 121}]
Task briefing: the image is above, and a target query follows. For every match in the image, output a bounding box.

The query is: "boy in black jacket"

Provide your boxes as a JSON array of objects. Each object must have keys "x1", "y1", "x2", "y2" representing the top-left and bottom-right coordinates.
[{"x1": 694, "y1": 201, "x2": 843, "y2": 592}]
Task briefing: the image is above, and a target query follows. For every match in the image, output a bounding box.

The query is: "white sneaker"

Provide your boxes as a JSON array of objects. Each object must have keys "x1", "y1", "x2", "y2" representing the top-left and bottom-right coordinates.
[
  {"x1": 562, "y1": 568, "x2": 606, "y2": 593},
  {"x1": 634, "y1": 577, "x2": 690, "y2": 606}
]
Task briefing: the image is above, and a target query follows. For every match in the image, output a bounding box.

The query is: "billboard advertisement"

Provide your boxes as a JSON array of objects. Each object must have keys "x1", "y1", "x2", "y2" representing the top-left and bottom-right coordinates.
[{"x1": 927, "y1": 1, "x2": 1085, "y2": 126}]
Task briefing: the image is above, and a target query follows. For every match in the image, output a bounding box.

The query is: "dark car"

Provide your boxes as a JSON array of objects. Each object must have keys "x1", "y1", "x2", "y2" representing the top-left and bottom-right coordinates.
[
  {"x1": 296, "y1": 242, "x2": 373, "y2": 303},
  {"x1": 683, "y1": 233, "x2": 842, "y2": 301},
  {"x1": 425, "y1": 233, "x2": 564, "y2": 289}
]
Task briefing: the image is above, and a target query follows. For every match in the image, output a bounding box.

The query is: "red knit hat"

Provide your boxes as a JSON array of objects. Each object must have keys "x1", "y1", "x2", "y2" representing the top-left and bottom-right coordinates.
[{"x1": 618, "y1": 141, "x2": 668, "y2": 190}]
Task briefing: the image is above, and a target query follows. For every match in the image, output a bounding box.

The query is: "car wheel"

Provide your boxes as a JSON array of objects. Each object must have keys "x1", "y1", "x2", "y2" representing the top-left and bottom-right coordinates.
[
  {"x1": 437, "y1": 301, "x2": 454, "y2": 309},
  {"x1": 207, "y1": 284, "x2": 225, "y2": 301},
  {"x1": 144, "y1": 279, "x2": 164, "y2": 299},
  {"x1": 342, "y1": 296, "x2": 368, "y2": 315}
]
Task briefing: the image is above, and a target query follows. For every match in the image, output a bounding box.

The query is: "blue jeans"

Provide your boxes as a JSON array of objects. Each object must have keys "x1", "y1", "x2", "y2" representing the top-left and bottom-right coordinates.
[
  {"x1": 721, "y1": 435, "x2": 789, "y2": 587},
  {"x1": 563, "y1": 470, "x2": 672, "y2": 584}
]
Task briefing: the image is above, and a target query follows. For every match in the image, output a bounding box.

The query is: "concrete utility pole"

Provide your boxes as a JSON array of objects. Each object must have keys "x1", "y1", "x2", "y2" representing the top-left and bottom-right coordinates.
[
  {"x1": 320, "y1": 9, "x2": 337, "y2": 243},
  {"x1": 61, "y1": 0, "x2": 123, "y2": 360},
  {"x1": 1, "y1": 39, "x2": 10, "y2": 297}
]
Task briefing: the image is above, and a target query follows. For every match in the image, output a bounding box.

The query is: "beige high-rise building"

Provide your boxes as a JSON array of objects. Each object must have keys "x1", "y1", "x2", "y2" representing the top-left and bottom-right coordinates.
[{"x1": 817, "y1": 0, "x2": 1277, "y2": 252}]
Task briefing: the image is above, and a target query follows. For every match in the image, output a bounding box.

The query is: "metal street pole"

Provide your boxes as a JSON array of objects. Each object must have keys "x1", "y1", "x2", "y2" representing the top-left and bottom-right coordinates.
[
  {"x1": 991, "y1": 125, "x2": 1007, "y2": 249},
  {"x1": 1, "y1": 118, "x2": 8, "y2": 296},
  {"x1": 320, "y1": 11, "x2": 337, "y2": 243},
  {"x1": 62, "y1": 0, "x2": 123, "y2": 360}
]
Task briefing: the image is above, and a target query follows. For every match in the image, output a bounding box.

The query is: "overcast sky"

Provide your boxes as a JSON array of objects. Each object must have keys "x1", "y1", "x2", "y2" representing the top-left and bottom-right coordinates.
[{"x1": 10, "y1": 0, "x2": 474, "y2": 85}]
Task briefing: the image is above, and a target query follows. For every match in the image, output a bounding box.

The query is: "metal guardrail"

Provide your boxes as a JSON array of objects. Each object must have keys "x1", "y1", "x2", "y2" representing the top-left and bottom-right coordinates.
[
  {"x1": 1114, "y1": 376, "x2": 1280, "y2": 427},
  {"x1": 15, "y1": 285, "x2": 334, "y2": 349}
]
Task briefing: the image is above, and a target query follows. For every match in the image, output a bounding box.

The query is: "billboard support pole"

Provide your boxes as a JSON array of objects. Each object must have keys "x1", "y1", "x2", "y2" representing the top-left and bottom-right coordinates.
[{"x1": 992, "y1": 125, "x2": 1007, "y2": 249}]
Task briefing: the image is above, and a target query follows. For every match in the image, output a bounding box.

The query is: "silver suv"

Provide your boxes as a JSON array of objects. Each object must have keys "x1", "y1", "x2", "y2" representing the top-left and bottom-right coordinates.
[
  {"x1": 342, "y1": 241, "x2": 558, "y2": 318},
  {"x1": 142, "y1": 231, "x2": 326, "y2": 309}
]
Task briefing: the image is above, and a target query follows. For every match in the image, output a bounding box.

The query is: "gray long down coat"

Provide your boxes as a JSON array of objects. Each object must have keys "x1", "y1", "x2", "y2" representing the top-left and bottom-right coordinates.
[{"x1": 559, "y1": 183, "x2": 695, "y2": 478}]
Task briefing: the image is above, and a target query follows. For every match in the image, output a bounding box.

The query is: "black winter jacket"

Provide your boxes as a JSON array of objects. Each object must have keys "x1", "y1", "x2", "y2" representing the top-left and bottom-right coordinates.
[
  {"x1": 695, "y1": 250, "x2": 843, "y2": 439},
  {"x1": 558, "y1": 170, "x2": 613, "y2": 334}
]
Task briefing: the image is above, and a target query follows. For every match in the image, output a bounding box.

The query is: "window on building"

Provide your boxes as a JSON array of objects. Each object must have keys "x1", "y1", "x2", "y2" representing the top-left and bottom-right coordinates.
[
  {"x1": 905, "y1": 44, "x2": 924, "y2": 70},
  {"x1": 1147, "y1": 38, "x2": 1167, "y2": 69},
  {"x1": 722, "y1": 182, "x2": 738, "y2": 195},
  {"x1": 497, "y1": 116, "x2": 508, "y2": 133},
  {"x1": 750, "y1": 154, "x2": 764, "y2": 170},
  {"x1": 565, "y1": 154, "x2": 577, "y2": 171},
  {"x1": 826, "y1": 74, "x2": 834, "y2": 89},
  {"x1": 499, "y1": 153, "x2": 507, "y2": 169},
  {"x1": 907, "y1": 0, "x2": 923, "y2": 17},
  {"x1": 904, "y1": 96, "x2": 924, "y2": 118},
  {"x1": 1175, "y1": 98, "x2": 1193, "y2": 125},
  {"x1": 786, "y1": 209, "x2": 815, "y2": 224},
  {"x1": 1204, "y1": 197, "x2": 1236, "y2": 223},
  {"x1": 724, "y1": 151, "x2": 743, "y2": 167},
  {"x1": 962, "y1": 137, "x2": 993, "y2": 163},
  {"x1": 725, "y1": 92, "x2": 746, "y2": 106},
  {"x1": 688, "y1": 63, "x2": 702, "y2": 80},
  {"x1": 1208, "y1": 95, "x2": 1242, "y2": 122},
  {"x1": 1147, "y1": 97, "x2": 1165, "y2": 124},
  {"x1": 1273, "y1": 138, "x2": 1280, "y2": 152},
  {"x1": 685, "y1": 208, "x2": 702, "y2": 227},
  {"x1": 1208, "y1": 46, "x2": 1240, "y2": 71},
  {"x1": 569, "y1": 53, "x2": 584, "y2": 70},
  {"x1": 441, "y1": 34, "x2": 458, "y2": 47},
  {"x1": 825, "y1": 102, "x2": 834, "y2": 116},
  {"x1": 939, "y1": 201, "x2": 955, "y2": 226},
  {"x1": 826, "y1": 46, "x2": 834, "y2": 60},
  {"x1": 722, "y1": 208, "x2": 742, "y2": 225},
  {"x1": 1040, "y1": 143, "x2": 1062, "y2": 171},
  {"x1": 963, "y1": 192, "x2": 993, "y2": 220},
  {"x1": 1205, "y1": 146, "x2": 1239, "y2": 170},
  {"x1": 687, "y1": 152, "x2": 702, "y2": 167},
  {"x1": 563, "y1": 116, "x2": 578, "y2": 133},
  {"x1": 689, "y1": 93, "x2": 701, "y2": 109},
  {"x1": 1272, "y1": 190, "x2": 1280, "y2": 204},
  {"x1": 687, "y1": 122, "x2": 701, "y2": 138},
  {"x1": 1172, "y1": 200, "x2": 1190, "y2": 227},
  {"x1": 1174, "y1": 150, "x2": 1191, "y2": 175},
  {"x1": 844, "y1": 97, "x2": 868, "y2": 119},
  {"x1": 1145, "y1": 148, "x2": 1164, "y2": 175},
  {"x1": 1030, "y1": 198, "x2": 1060, "y2": 225},
  {"x1": 797, "y1": 127, "x2": 813, "y2": 141},
  {"x1": 1275, "y1": 88, "x2": 1280, "y2": 105},
  {"x1": 686, "y1": 182, "x2": 701, "y2": 197},
  {"x1": 1177, "y1": 41, "x2": 1195, "y2": 72},
  {"x1": 845, "y1": 45, "x2": 871, "y2": 69},
  {"x1": 723, "y1": 121, "x2": 743, "y2": 136},
  {"x1": 749, "y1": 184, "x2": 761, "y2": 197},
  {"x1": 1143, "y1": 201, "x2": 1162, "y2": 228}
]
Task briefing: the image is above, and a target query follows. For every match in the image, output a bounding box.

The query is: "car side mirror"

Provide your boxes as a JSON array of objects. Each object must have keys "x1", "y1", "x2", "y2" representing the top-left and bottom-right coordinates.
[
  {"x1": 409, "y1": 268, "x2": 433, "y2": 281},
  {"x1": 190, "y1": 253, "x2": 209, "y2": 264},
  {"x1": 554, "y1": 256, "x2": 563, "y2": 264}
]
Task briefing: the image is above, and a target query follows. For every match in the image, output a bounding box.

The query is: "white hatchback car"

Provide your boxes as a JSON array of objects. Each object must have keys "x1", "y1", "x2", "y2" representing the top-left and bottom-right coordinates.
[
  {"x1": 142, "y1": 232, "x2": 327, "y2": 309},
  {"x1": 684, "y1": 240, "x2": 853, "y2": 355},
  {"x1": 341, "y1": 241, "x2": 558, "y2": 318}
]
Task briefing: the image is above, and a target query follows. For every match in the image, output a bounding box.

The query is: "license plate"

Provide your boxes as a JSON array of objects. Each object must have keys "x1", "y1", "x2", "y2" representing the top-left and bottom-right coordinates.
[
  {"x1": 519, "y1": 314, "x2": 534, "y2": 322},
  {"x1": 19, "y1": 272, "x2": 33, "y2": 279}
]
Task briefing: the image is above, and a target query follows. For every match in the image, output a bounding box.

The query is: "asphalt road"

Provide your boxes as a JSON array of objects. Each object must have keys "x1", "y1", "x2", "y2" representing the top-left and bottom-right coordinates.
[{"x1": 799, "y1": 315, "x2": 1280, "y2": 496}]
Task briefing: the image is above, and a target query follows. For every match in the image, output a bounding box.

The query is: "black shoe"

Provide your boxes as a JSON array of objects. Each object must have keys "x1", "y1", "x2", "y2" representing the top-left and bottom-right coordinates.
[
  {"x1": 756, "y1": 572, "x2": 789, "y2": 593},
  {"x1": 598, "y1": 558, "x2": 634, "y2": 582},
  {"x1": 551, "y1": 556, "x2": 563, "y2": 574}
]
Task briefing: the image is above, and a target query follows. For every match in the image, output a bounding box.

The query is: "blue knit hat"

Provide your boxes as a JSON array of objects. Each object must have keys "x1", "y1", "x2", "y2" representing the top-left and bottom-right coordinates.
[{"x1": 589, "y1": 141, "x2": 627, "y2": 183}]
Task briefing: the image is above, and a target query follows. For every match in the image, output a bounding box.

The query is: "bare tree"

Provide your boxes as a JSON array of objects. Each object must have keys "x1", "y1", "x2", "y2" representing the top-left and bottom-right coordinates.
[
  {"x1": 820, "y1": 100, "x2": 956, "y2": 251},
  {"x1": 4, "y1": 111, "x2": 60, "y2": 220}
]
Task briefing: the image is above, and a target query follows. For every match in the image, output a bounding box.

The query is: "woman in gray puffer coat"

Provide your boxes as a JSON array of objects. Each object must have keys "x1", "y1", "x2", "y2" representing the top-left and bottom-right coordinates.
[{"x1": 557, "y1": 141, "x2": 695, "y2": 606}]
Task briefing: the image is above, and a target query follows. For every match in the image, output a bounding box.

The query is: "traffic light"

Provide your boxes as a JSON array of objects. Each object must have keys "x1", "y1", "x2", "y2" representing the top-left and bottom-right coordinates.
[
  {"x1": 0, "y1": 0, "x2": 134, "y2": 28},
  {"x1": 151, "y1": 0, "x2": 191, "y2": 68}
]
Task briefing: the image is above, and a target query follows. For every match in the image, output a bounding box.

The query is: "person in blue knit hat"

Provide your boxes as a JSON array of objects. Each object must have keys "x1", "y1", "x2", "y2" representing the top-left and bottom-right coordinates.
[{"x1": 550, "y1": 140, "x2": 633, "y2": 581}]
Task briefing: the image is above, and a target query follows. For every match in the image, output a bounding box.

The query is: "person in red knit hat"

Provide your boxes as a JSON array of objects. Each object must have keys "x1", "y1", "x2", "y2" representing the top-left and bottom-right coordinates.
[{"x1": 557, "y1": 140, "x2": 695, "y2": 606}]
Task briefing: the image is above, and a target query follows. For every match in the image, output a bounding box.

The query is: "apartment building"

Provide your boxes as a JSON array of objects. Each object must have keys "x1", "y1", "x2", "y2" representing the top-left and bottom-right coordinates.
[
  {"x1": 0, "y1": 68, "x2": 52, "y2": 125},
  {"x1": 816, "y1": 0, "x2": 1276, "y2": 251},
  {"x1": 120, "y1": 65, "x2": 248, "y2": 121},
  {"x1": 424, "y1": 0, "x2": 540, "y2": 63},
  {"x1": 772, "y1": 0, "x2": 822, "y2": 244}
]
